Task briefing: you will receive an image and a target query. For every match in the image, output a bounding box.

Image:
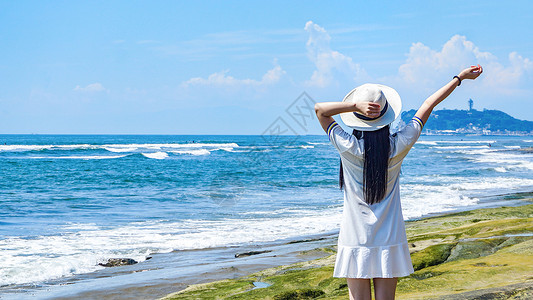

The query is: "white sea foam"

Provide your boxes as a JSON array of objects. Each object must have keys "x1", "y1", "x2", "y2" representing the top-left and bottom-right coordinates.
[
  {"x1": 434, "y1": 145, "x2": 490, "y2": 150},
  {"x1": 141, "y1": 152, "x2": 168, "y2": 159},
  {"x1": 0, "y1": 143, "x2": 240, "y2": 153},
  {"x1": 285, "y1": 145, "x2": 315, "y2": 149},
  {"x1": 415, "y1": 141, "x2": 437, "y2": 145},
  {"x1": 307, "y1": 142, "x2": 329, "y2": 145},
  {"x1": 401, "y1": 184, "x2": 479, "y2": 220},
  {"x1": 0, "y1": 207, "x2": 343, "y2": 286},
  {"x1": 469, "y1": 151, "x2": 533, "y2": 171},
  {"x1": 104, "y1": 147, "x2": 138, "y2": 153},
  {"x1": 435, "y1": 140, "x2": 497, "y2": 144},
  {"x1": 28, "y1": 155, "x2": 127, "y2": 160},
  {"x1": 171, "y1": 149, "x2": 210, "y2": 156},
  {"x1": 503, "y1": 145, "x2": 521, "y2": 149},
  {"x1": 401, "y1": 172, "x2": 533, "y2": 219}
]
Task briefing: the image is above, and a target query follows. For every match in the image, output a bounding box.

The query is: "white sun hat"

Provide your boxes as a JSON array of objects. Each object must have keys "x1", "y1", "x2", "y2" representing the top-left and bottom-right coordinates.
[{"x1": 339, "y1": 83, "x2": 402, "y2": 131}]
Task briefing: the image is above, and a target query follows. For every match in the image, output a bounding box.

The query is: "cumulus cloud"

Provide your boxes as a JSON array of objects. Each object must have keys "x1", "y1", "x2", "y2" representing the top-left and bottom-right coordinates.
[
  {"x1": 73, "y1": 83, "x2": 106, "y2": 92},
  {"x1": 182, "y1": 63, "x2": 285, "y2": 88},
  {"x1": 397, "y1": 35, "x2": 532, "y2": 95},
  {"x1": 304, "y1": 21, "x2": 366, "y2": 88}
]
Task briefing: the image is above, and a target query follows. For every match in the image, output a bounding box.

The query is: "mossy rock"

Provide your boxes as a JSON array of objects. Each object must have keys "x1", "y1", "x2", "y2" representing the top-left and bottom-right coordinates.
[
  {"x1": 411, "y1": 243, "x2": 455, "y2": 271},
  {"x1": 409, "y1": 270, "x2": 445, "y2": 280},
  {"x1": 273, "y1": 289, "x2": 325, "y2": 300},
  {"x1": 445, "y1": 238, "x2": 507, "y2": 262},
  {"x1": 497, "y1": 238, "x2": 533, "y2": 255}
]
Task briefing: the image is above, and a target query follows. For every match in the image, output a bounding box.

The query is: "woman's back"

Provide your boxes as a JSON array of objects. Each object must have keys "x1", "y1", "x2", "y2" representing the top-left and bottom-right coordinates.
[{"x1": 327, "y1": 117, "x2": 423, "y2": 278}]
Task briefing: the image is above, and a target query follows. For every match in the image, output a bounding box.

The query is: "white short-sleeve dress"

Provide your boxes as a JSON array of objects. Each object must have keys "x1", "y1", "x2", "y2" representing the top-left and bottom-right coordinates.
[{"x1": 327, "y1": 116, "x2": 424, "y2": 278}]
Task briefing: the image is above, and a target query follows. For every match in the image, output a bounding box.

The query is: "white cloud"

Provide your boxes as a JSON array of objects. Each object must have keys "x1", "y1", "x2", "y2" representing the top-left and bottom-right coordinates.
[
  {"x1": 397, "y1": 35, "x2": 532, "y2": 95},
  {"x1": 304, "y1": 21, "x2": 366, "y2": 88},
  {"x1": 181, "y1": 63, "x2": 285, "y2": 88},
  {"x1": 73, "y1": 83, "x2": 106, "y2": 92}
]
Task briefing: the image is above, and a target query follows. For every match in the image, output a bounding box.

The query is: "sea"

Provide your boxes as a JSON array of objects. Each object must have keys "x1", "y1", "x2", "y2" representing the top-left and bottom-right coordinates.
[{"x1": 0, "y1": 134, "x2": 532, "y2": 298}]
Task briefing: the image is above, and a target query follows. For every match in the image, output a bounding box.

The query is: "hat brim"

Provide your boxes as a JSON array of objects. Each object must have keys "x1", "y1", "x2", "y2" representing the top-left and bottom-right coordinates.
[{"x1": 339, "y1": 84, "x2": 402, "y2": 131}]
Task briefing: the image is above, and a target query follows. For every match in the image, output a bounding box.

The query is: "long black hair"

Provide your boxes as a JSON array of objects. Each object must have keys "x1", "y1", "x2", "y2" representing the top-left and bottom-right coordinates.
[{"x1": 339, "y1": 125, "x2": 390, "y2": 205}]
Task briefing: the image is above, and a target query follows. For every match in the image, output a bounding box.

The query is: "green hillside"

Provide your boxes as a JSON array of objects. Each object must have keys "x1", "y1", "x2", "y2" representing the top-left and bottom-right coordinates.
[{"x1": 401, "y1": 109, "x2": 533, "y2": 132}]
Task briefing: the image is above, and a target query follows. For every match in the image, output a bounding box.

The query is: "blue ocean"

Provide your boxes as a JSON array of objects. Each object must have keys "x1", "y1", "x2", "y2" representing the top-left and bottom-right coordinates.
[{"x1": 0, "y1": 134, "x2": 532, "y2": 298}]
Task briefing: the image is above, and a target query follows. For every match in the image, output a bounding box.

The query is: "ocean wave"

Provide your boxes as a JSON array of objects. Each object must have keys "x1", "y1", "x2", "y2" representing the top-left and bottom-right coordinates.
[
  {"x1": 401, "y1": 184, "x2": 479, "y2": 220},
  {"x1": 27, "y1": 155, "x2": 127, "y2": 160},
  {"x1": 0, "y1": 208, "x2": 342, "y2": 287},
  {"x1": 171, "y1": 149, "x2": 210, "y2": 156},
  {"x1": 103, "y1": 147, "x2": 138, "y2": 153},
  {"x1": 434, "y1": 145, "x2": 490, "y2": 150},
  {"x1": 469, "y1": 151, "x2": 533, "y2": 171},
  {"x1": 415, "y1": 141, "x2": 438, "y2": 145},
  {"x1": 307, "y1": 142, "x2": 329, "y2": 146},
  {"x1": 141, "y1": 152, "x2": 169, "y2": 159},
  {"x1": 435, "y1": 140, "x2": 497, "y2": 144},
  {"x1": 285, "y1": 145, "x2": 314, "y2": 149},
  {"x1": 0, "y1": 144, "x2": 98, "y2": 152},
  {"x1": 447, "y1": 176, "x2": 533, "y2": 191},
  {"x1": 0, "y1": 143, "x2": 240, "y2": 153}
]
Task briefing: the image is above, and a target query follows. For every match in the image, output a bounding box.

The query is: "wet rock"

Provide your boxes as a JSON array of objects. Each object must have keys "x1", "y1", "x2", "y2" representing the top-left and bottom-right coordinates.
[
  {"x1": 235, "y1": 250, "x2": 272, "y2": 258},
  {"x1": 98, "y1": 258, "x2": 138, "y2": 267}
]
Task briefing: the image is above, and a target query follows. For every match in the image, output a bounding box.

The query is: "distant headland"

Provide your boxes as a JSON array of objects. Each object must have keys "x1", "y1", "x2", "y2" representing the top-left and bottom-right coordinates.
[{"x1": 400, "y1": 99, "x2": 533, "y2": 135}]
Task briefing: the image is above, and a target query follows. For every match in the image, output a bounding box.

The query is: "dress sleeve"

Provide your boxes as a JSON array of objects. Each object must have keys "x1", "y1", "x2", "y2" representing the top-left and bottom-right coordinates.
[
  {"x1": 392, "y1": 116, "x2": 424, "y2": 157},
  {"x1": 327, "y1": 121, "x2": 362, "y2": 155}
]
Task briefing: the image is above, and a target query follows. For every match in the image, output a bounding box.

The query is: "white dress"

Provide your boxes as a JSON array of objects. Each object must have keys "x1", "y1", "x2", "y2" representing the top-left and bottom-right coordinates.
[{"x1": 327, "y1": 116, "x2": 424, "y2": 278}]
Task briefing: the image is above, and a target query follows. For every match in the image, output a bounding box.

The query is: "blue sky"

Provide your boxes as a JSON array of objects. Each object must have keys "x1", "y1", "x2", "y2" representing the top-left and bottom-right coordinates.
[{"x1": 1, "y1": 1, "x2": 532, "y2": 134}]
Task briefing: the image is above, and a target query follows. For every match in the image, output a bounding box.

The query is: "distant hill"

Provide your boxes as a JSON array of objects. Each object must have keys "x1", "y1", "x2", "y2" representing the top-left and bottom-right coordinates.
[{"x1": 400, "y1": 109, "x2": 533, "y2": 133}]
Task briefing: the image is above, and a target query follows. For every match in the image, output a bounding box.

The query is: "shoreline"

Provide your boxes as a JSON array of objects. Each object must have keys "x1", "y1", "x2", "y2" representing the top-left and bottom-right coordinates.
[
  {"x1": 1, "y1": 191, "x2": 531, "y2": 300},
  {"x1": 161, "y1": 191, "x2": 533, "y2": 300}
]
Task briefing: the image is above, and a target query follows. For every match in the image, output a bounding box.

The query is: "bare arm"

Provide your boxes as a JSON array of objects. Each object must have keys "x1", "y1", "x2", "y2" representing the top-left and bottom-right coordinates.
[
  {"x1": 314, "y1": 101, "x2": 380, "y2": 132},
  {"x1": 415, "y1": 65, "x2": 483, "y2": 125}
]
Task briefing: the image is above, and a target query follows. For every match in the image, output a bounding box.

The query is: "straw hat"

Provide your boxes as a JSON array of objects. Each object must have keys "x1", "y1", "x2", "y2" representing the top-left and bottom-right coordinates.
[{"x1": 339, "y1": 83, "x2": 402, "y2": 131}]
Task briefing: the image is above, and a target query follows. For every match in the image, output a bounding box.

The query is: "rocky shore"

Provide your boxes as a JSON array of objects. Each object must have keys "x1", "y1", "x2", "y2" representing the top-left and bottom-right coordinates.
[{"x1": 161, "y1": 193, "x2": 533, "y2": 299}]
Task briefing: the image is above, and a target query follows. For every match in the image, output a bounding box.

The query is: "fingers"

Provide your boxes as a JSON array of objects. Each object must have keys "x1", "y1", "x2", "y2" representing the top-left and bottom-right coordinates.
[
  {"x1": 367, "y1": 103, "x2": 381, "y2": 115},
  {"x1": 367, "y1": 102, "x2": 381, "y2": 109}
]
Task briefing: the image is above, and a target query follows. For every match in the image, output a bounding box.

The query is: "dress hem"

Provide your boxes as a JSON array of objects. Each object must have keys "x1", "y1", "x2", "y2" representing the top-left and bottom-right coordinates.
[{"x1": 333, "y1": 243, "x2": 414, "y2": 279}]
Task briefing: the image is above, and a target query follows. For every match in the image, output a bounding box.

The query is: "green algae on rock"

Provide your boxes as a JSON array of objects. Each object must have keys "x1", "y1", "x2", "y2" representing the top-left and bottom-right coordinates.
[{"x1": 161, "y1": 199, "x2": 533, "y2": 300}]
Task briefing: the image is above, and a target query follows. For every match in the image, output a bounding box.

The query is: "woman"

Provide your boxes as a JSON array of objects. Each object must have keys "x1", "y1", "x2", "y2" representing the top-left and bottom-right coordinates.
[{"x1": 314, "y1": 65, "x2": 483, "y2": 300}]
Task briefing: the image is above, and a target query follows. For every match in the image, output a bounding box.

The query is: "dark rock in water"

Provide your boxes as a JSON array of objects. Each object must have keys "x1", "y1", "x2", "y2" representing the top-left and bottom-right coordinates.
[
  {"x1": 145, "y1": 256, "x2": 153, "y2": 260},
  {"x1": 98, "y1": 258, "x2": 138, "y2": 267},
  {"x1": 235, "y1": 250, "x2": 272, "y2": 258},
  {"x1": 288, "y1": 237, "x2": 326, "y2": 244}
]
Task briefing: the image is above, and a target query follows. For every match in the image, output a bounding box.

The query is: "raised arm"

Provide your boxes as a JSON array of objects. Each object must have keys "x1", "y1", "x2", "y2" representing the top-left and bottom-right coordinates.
[
  {"x1": 415, "y1": 65, "x2": 483, "y2": 125},
  {"x1": 314, "y1": 101, "x2": 380, "y2": 132}
]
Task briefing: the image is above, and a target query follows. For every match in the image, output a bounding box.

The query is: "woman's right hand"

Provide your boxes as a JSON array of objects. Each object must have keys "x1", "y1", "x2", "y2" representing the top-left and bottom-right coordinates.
[
  {"x1": 458, "y1": 64, "x2": 483, "y2": 80},
  {"x1": 355, "y1": 102, "x2": 382, "y2": 118}
]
